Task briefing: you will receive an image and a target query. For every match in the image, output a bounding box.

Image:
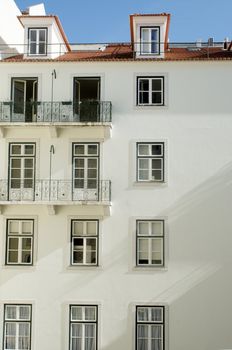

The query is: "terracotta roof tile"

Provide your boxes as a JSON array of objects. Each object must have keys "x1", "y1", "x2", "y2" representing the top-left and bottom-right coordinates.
[{"x1": 2, "y1": 45, "x2": 232, "y2": 62}]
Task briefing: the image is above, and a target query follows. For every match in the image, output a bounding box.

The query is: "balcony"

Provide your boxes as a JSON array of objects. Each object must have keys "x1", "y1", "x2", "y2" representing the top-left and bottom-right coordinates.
[
  {"x1": 0, "y1": 179, "x2": 111, "y2": 213},
  {"x1": 0, "y1": 101, "x2": 112, "y2": 138}
]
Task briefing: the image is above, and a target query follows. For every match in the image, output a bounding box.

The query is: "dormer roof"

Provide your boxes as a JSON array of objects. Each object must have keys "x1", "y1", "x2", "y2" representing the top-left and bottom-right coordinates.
[
  {"x1": 18, "y1": 15, "x2": 71, "y2": 52},
  {"x1": 130, "y1": 13, "x2": 171, "y2": 58}
]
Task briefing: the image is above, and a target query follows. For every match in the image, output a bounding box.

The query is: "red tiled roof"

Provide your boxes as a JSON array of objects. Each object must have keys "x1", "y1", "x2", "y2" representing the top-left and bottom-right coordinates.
[{"x1": 2, "y1": 45, "x2": 232, "y2": 62}]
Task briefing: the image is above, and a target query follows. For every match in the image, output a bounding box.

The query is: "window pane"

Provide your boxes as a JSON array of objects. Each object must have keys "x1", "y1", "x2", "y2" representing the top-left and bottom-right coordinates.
[
  {"x1": 39, "y1": 30, "x2": 46, "y2": 41},
  {"x1": 152, "y1": 239, "x2": 162, "y2": 263},
  {"x1": 75, "y1": 169, "x2": 84, "y2": 178},
  {"x1": 138, "y1": 222, "x2": 149, "y2": 235},
  {"x1": 11, "y1": 145, "x2": 21, "y2": 155},
  {"x1": 11, "y1": 169, "x2": 21, "y2": 179},
  {"x1": 9, "y1": 221, "x2": 19, "y2": 234},
  {"x1": 139, "y1": 79, "x2": 149, "y2": 91},
  {"x1": 152, "y1": 159, "x2": 162, "y2": 170},
  {"x1": 138, "y1": 238, "x2": 149, "y2": 264},
  {"x1": 74, "y1": 179, "x2": 84, "y2": 188},
  {"x1": 85, "y1": 324, "x2": 95, "y2": 350},
  {"x1": 137, "y1": 308, "x2": 149, "y2": 321},
  {"x1": 5, "y1": 306, "x2": 17, "y2": 320},
  {"x1": 11, "y1": 159, "x2": 21, "y2": 168},
  {"x1": 85, "y1": 307, "x2": 96, "y2": 321},
  {"x1": 9, "y1": 237, "x2": 18, "y2": 249},
  {"x1": 39, "y1": 43, "x2": 46, "y2": 54},
  {"x1": 19, "y1": 306, "x2": 30, "y2": 320},
  {"x1": 88, "y1": 145, "x2": 98, "y2": 155},
  {"x1": 151, "y1": 29, "x2": 158, "y2": 42},
  {"x1": 73, "y1": 221, "x2": 83, "y2": 236},
  {"x1": 71, "y1": 307, "x2": 82, "y2": 321},
  {"x1": 24, "y1": 145, "x2": 34, "y2": 155},
  {"x1": 30, "y1": 30, "x2": 36, "y2": 42},
  {"x1": 152, "y1": 92, "x2": 162, "y2": 104},
  {"x1": 86, "y1": 239, "x2": 96, "y2": 264},
  {"x1": 22, "y1": 222, "x2": 32, "y2": 234},
  {"x1": 74, "y1": 145, "x2": 84, "y2": 155},
  {"x1": 151, "y1": 308, "x2": 163, "y2": 322},
  {"x1": 152, "y1": 170, "x2": 162, "y2": 181},
  {"x1": 138, "y1": 145, "x2": 149, "y2": 156},
  {"x1": 139, "y1": 170, "x2": 149, "y2": 181},
  {"x1": 151, "y1": 221, "x2": 163, "y2": 236},
  {"x1": 24, "y1": 159, "x2": 33, "y2": 168},
  {"x1": 75, "y1": 158, "x2": 84, "y2": 168},
  {"x1": 152, "y1": 79, "x2": 162, "y2": 91},
  {"x1": 151, "y1": 144, "x2": 162, "y2": 156},
  {"x1": 138, "y1": 159, "x2": 149, "y2": 170},
  {"x1": 139, "y1": 92, "x2": 149, "y2": 104},
  {"x1": 86, "y1": 222, "x2": 97, "y2": 235},
  {"x1": 30, "y1": 43, "x2": 36, "y2": 54},
  {"x1": 88, "y1": 169, "x2": 97, "y2": 178}
]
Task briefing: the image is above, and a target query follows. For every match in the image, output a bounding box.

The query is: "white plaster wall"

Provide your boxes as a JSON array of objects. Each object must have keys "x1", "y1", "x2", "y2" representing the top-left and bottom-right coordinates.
[
  {"x1": 0, "y1": 0, "x2": 24, "y2": 53},
  {"x1": 0, "y1": 60, "x2": 231, "y2": 350}
]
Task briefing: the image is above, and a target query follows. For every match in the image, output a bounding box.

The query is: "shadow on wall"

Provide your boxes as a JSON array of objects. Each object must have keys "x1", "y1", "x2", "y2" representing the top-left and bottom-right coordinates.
[
  {"x1": 0, "y1": 36, "x2": 19, "y2": 59},
  {"x1": 148, "y1": 160, "x2": 232, "y2": 350}
]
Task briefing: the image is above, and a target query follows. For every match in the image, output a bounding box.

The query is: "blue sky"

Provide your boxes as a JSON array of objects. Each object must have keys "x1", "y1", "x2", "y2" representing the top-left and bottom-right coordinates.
[{"x1": 15, "y1": 0, "x2": 232, "y2": 43}]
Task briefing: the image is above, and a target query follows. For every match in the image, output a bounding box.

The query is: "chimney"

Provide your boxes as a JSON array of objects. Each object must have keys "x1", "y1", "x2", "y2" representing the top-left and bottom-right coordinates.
[
  {"x1": 223, "y1": 37, "x2": 229, "y2": 50},
  {"x1": 208, "y1": 37, "x2": 214, "y2": 46}
]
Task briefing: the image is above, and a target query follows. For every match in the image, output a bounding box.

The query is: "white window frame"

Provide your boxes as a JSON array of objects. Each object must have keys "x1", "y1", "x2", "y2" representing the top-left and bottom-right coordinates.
[
  {"x1": 136, "y1": 220, "x2": 164, "y2": 267},
  {"x1": 137, "y1": 143, "x2": 164, "y2": 182},
  {"x1": 28, "y1": 28, "x2": 47, "y2": 56},
  {"x1": 9, "y1": 143, "x2": 36, "y2": 191},
  {"x1": 6, "y1": 219, "x2": 34, "y2": 265},
  {"x1": 69, "y1": 305, "x2": 98, "y2": 350},
  {"x1": 136, "y1": 305, "x2": 165, "y2": 350},
  {"x1": 71, "y1": 220, "x2": 99, "y2": 266},
  {"x1": 140, "y1": 26, "x2": 160, "y2": 55},
  {"x1": 3, "y1": 304, "x2": 32, "y2": 350},
  {"x1": 137, "y1": 77, "x2": 164, "y2": 106}
]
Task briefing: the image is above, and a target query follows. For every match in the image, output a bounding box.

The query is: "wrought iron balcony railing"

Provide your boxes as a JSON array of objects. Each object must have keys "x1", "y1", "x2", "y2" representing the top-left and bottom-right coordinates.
[
  {"x1": 0, "y1": 101, "x2": 112, "y2": 123},
  {"x1": 0, "y1": 180, "x2": 111, "y2": 203}
]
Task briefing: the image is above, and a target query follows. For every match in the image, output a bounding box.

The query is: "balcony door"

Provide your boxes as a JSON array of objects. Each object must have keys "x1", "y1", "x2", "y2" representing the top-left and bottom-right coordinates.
[
  {"x1": 9, "y1": 143, "x2": 36, "y2": 201},
  {"x1": 73, "y1": 77, "x2": 100, "y2": 121},
  {"x1": 72, "y1": 143, "x2": 99, "y2": 201},
  {"x1": 12, "y1": 78, "x2": 38, "y2": 122}
]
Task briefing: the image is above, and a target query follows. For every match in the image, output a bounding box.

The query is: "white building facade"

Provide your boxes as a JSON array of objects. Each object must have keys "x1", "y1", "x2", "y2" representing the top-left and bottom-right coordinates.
[{"x1": 0, "y1": 2, "x2": 232, "y2": 350}]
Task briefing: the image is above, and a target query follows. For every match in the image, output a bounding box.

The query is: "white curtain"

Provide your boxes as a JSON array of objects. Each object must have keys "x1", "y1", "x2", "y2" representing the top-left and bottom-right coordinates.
[
  {"x1": 85, "y1": 324, "x2": 95, "y2": 350},
  {"x1": 71, "y1": 324, "x2": 82, "y2": 350},
  {"x1": 5, "y1": 323, "x2": 16, "y2": 349},
  {"x1": 18, "y1": 323, "x2": 30, "y2": 349},
  {"x1": 138, "y1": 324, "x2": 148, "y2": 350}
]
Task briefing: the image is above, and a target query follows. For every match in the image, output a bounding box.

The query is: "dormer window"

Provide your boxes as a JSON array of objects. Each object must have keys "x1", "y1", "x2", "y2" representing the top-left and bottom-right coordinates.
[
  {"x1": 28, "y1": 28, "x2": 47, "y2": 56},
  {"x1": 140, "y1": 27, "x2": 160, "y2": 55}
]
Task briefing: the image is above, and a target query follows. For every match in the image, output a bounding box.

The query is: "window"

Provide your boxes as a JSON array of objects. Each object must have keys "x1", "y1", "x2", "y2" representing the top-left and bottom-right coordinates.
[
  {"x1": 9, "y1": 143, "x2": 36, "y2": 201},
  {"x1": 137, "y1": 77, "x2": 164, "y2": 106},
  {"x1": 70, "y1": 305, "x2": 97, "y2": 350},
  {"x1": 72, "y1": 143, "x2": 99, "y2": 201},
  {"x1": 137, "y1": 143, "x2": 164, "y2": 182},
  {"x1": 28, "y1": 28, "x2": 47, "y2": 56},
  {"x1": 136, "y1": 220, "x2": 164, "y2": 266},
  {"x1": 4, "y1": 304, "x2": 32, "y2": 350},
  {"x1": 136, "y1": 306, "x2": 165, "y2": 350},
  {"x1": 11, "y1": 78, "x2": 38, "y2": 122},
  {"x1": 6, "y1": 219, "x2": 34, "y2": 265},
  {"x1": 140, "y1": 27, "x2": 160, "y2": 55},
  {"x1": 71, "y1": 220, "x2": 98, "y2": 266}
]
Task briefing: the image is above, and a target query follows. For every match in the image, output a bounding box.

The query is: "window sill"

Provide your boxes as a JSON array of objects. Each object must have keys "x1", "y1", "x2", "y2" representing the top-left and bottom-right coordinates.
[
  {"x1": 133, "y1": 181, "x2": 168, "y2": 188},
  {"x1": 66, "y1": 265, "x2": 103, "y2": 271},
  {"x1": 134, "y1": 105, "x2": 168, "y2": 111},
  {"x1": 132, "y1": 266, "x2": 168, "y2": 273},
  {"x1": 2, "y1": 264, "x2": 36, "y2": 270}
]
